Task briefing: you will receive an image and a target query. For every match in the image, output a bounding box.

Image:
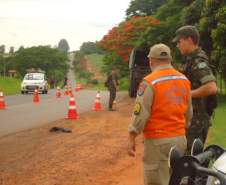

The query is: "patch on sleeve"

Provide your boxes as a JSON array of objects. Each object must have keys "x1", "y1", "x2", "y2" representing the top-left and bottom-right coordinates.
[
  {"x1": 197, "y1": 62, "x2": 207, "y2": 69},
  {"x1": 133, "y1": 102, "x2": 141, "y2": 115},
  {"x1": 137, "y1": 82, "x2": 147, "y2": 96}
]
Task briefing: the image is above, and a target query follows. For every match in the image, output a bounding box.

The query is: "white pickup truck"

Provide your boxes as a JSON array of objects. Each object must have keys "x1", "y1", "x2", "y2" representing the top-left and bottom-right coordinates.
[{"x1": 21, "y1": 72, "x2": 48, "y2": 94}]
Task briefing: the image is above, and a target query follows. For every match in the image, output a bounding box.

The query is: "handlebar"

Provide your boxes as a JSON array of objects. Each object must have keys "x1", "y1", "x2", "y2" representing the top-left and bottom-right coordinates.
[
  {"x1": 195, "y1": 145, "x2": 225, "y2": 164},
  {"x1": 193, "y1": 162, "x2": 226, "y2": 185},
  {"x1": 169, "y1": 145, "x2": 226, "y2": 185}
]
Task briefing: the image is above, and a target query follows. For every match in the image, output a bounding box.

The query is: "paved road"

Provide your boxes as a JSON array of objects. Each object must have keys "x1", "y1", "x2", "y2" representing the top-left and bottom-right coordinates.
[
  {"x1": 0, "y1": 53, "x2": 127, "y2": 137},
  {"x1": 1, "y1": 89, "x2": 127, "y2": 137}
]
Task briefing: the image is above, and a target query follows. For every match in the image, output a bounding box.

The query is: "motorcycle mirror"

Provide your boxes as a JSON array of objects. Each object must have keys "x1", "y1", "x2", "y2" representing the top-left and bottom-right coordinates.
[
  {"x1": 168, "y1": 146, "x2": 183, "y2": 169},
  {"x1": 191, "y1": 138, "x2": 204, "y2": 156}
]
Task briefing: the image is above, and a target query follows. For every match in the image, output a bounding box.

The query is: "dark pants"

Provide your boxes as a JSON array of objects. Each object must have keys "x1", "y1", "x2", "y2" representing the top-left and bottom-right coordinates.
[
  {"x1": 108, "y1": 87, "x2": 116, "y2": 109},
  {"x1": 186, "y1": 113, "x2": 211, "y2": 154}
]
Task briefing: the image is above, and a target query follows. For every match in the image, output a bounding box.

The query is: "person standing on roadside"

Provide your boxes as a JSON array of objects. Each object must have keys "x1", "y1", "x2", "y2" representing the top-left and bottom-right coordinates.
[
  {"x1": 173, "y1": 25, "x2": 217, "y2": 153},
  {"x1": 128, "y1": 43, "x2": 192, "y2": 185},
  {"x1": 63, "y1": 76, "x2": 68, "y2": 87},
  {"x1": 106, "y1": 68, "x2": 119, "y2": 111}
]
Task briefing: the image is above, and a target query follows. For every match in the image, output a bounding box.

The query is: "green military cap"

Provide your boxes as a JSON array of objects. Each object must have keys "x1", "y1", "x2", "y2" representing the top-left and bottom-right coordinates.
[{"x1": 172, "y1": 25, "x2": 200, "y2": 44}]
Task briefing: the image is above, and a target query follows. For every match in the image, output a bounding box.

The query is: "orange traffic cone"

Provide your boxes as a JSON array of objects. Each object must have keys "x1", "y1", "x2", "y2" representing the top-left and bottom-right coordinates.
[
  {"x1": 56, "y1": 87, "x2": 61, "y2": 98},
  {"x1": 0, "y1": 91, "x2": 6, "y2": 109},
  {"x1": 75, "y1": 83, "x2": 81, "y2": 92},
  {"x1": 33, "y1": 89, "x2": 39, "y2": 103},
  {"x1": 68, "y1": 85, "x2": 73, "y2": 97},
  {"x1": 66, "y1": 94, "x2": 79, "y2": 120},
  {"x1": 64, "y1": 85, "x2": 69, "y2": 96},
  {"x1": 93, "y1": 91, "x2": 102, "y2": 111}
]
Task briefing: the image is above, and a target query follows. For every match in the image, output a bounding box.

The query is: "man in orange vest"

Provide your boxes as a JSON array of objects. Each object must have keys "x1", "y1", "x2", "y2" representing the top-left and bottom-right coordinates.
[{"x1": 128, "y1": 43, "x2": 193, "y2": 185}]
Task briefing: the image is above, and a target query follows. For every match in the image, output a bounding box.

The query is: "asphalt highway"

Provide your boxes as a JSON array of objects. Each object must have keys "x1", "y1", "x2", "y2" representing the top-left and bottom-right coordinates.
[
  {"x1": 0, "y1": 89, "x2": 114, "y2": 137},
  {"x1": 0, "y1": 53, "x2": 127, "y2": 137}
]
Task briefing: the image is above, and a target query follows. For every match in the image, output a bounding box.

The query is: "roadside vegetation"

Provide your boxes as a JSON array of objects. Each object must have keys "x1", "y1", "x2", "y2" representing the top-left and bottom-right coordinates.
[
  {"x1": 99, "y1": 0, "x2": 226, "y2": 92},
  {"x1": 98, "y1": 0, "x2": 226, "y2": 147},
  {"x1": 0, "y1": 76, "x2": 21, "y2": 95},
  {"x1": 209, "y1": 95, "x2": 226, "y2": 147},
  {"x1": 0, "y1": 39, "x2": 70, "y2": 94},
  {"x1": 86, "y1": 53, "x2": 104, "y2": 70},
  {"x1": 73, "y1": 44, "x2": 130, "y2": 91}
]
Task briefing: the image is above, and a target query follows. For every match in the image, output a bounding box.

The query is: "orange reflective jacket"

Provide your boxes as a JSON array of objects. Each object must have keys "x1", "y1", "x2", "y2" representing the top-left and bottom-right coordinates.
[{"x1": 143, "y1": 68, "x2": 190, "y2": 139}]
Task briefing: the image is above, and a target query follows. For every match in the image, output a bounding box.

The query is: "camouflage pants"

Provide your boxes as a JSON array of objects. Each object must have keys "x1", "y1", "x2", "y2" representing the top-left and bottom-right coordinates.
[
  {"x1": 186, "y1": 113, "x2": 211, "y2": 154},
  {"x1": 108, "y1": 87, "x2": 116, "y2": 109}
]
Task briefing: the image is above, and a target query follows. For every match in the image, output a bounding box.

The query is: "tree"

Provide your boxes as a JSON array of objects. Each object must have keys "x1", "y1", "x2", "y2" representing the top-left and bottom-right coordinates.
[
  {"x1": 101, "y1": 52, "x2": 129, "y2": 78},
  {"x1": 208, "y1": 2, "x2": 226, "y2": 82},
  {"x1": 58, "y1": 39, "x2": 70, "y2": 53},
  {"x1": 9, "y1": 46, "x2": 69, "y2": 82},
  {"x1": 99, "y1": 16, "x2": 160, "y2": 62},
  {"x1": 9, "y1": 47, "x2": 14, "y2": 54},
  {"x1": 73, "y1": 50, "x2": 85, "y2": 70},
  {"x1": 0, "y1": 45, "x2": 5, "y2": 54},
  {"x1": 126, "y1": 0, "x2": 166, "y2": 17},
  {"x1": 80, "y1": 41, "x2": 105, "y2": 54}
]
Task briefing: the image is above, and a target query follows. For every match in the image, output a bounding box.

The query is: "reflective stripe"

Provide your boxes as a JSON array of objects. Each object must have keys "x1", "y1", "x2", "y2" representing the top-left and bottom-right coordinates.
[
  {"x1": 69, "y1": 106, "x2": 76, "y2": 109},
  {"x1": 151, "y1": 75, "x2": 187, "y2": 85}
]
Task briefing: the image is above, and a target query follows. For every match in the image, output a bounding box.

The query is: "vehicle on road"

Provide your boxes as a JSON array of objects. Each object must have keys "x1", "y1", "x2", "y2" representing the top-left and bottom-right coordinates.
[
  {"x1": 21, "y1": 72, "x2": 48, "y2": 94},
  {"x1": 128, "y1": 47, "x2": 151, "y2": 97}
]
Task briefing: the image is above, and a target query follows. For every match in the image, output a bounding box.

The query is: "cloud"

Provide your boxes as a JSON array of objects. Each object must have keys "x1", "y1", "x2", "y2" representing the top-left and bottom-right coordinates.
[{"x1": 0, "y1": 0, "x2": 130, "y2": 50}]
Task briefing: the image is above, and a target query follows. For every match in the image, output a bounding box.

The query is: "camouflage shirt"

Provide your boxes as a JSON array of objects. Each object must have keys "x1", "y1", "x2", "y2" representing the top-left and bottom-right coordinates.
[{"x1": 182, "y1": 48, "x2": 216, "y2": 114}]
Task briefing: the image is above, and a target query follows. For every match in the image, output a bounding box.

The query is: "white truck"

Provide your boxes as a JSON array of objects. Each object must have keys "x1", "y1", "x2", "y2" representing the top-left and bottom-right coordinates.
[{"x1": 21, "y1": 72, "x2": 48, "y2": 94}]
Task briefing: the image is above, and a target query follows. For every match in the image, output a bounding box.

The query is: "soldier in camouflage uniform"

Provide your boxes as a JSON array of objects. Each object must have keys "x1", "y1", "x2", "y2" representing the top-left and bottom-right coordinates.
[
  {"x1": 107, "y1": 68, "x2": 119, "y2": 111},
  {"x1": 173, "y1": 25, "x2": 218, "y2": 153}
]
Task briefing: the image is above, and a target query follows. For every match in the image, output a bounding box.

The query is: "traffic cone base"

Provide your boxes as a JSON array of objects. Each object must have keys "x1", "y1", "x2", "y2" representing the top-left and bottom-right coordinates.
[
  {"x1": 56, "y1": 87, "x2": 61, "y2": 98},
  {"x1": 64, "y1": 85, "x2": 69, "y2": 96},
  {"x1": 93, "y1": 91, "x2": 102, "y2": 111},
  {"x1": 75, "y1": 83, "x2": 82, "y2": 92},
  {"x1": 33, "y1": 89, "x2": 39, "y2": 103},
  {"x1": 67, "y1": 108, "x2": 79, "y2": 120},
  {"x1": 0, "y1": 92, "x2": 6, "y2": 109},
  {"x1": 66, "y1": 97, "x2": 79, "y2": 120}
]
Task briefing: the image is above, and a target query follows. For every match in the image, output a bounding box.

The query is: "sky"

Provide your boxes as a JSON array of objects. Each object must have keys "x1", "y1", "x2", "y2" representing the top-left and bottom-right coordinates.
[{"x1": 0, "y1": 0, "x2": 131, "y2": 52}]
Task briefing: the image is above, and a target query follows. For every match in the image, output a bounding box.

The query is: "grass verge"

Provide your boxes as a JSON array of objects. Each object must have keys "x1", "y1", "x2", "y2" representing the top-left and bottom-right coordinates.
[
  {"x1": 208, "y1": 95, "x2": 226, "y2": 147},
  {"x1": 0, "y1": 76, "x2": 21, "y2": 95},
  {"x1": 86, "y1": 54, "x2": 104, "y2": 69}
]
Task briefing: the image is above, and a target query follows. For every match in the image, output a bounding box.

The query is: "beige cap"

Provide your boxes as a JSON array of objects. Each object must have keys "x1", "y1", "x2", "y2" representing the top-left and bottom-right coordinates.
[{"x1": 147, "y1": 43, "x2": 172, "y2": 60}]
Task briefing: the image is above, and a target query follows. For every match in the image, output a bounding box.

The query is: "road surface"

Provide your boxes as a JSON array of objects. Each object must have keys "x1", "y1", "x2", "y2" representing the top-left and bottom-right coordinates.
[
  {"x1": 0, "y1": 89, "x2": 126, "y2": 137},
  {"x1": 0, "y1": 53, "x2": 126, "y2": 137}
]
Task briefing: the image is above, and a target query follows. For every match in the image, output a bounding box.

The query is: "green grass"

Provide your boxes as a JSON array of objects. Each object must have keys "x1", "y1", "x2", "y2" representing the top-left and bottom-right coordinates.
[
  {"x1": 86, "y1": 54, "x2": 104, "y2": 69},
  {"x1": 0, "y1": 76, "x2": 22, "y2": 95},
  {"x1": 208, "y1": 95, "x2": 226, "y2": 147},
  {"x1": 119, "y1": 77, "x2": 129, "y2": 91},
  {"x1": 216, "y1": 73, "x2": 226, "y2": 95}
]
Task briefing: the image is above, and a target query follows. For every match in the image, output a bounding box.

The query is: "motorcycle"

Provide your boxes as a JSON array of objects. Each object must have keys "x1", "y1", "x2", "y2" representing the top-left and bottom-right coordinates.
[{"x1": 168, "y1": 139, "x2": 226, "y2": 185}]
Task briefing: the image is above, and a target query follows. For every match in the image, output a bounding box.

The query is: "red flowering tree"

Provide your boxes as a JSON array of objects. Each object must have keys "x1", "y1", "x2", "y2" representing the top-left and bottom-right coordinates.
[{"x1": 99, "y1": 16, "x2": 160, "y2": 62}]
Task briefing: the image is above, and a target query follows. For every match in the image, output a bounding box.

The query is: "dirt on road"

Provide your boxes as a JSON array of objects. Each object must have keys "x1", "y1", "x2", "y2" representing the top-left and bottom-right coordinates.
[{"x1": 0, "y1": 96, "x2": 144, "y2": 185}]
